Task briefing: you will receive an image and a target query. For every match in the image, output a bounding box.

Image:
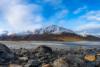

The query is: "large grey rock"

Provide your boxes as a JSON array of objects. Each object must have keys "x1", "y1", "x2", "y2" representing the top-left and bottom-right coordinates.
[
  {"x1": 34, "y1": 45, "x2": 54, "y2": 64},
  {"x1": 0, "y1": 43, "x2": 15, "y2": 64},
  {"x1": 34, "y1": 45, "x2": 52, "y2": 54}
]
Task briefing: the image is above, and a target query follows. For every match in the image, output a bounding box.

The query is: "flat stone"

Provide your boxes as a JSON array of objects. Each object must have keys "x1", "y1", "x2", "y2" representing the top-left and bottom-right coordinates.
[{"x1": 19, "y1": 57, "x2": 28, "y2": 61}]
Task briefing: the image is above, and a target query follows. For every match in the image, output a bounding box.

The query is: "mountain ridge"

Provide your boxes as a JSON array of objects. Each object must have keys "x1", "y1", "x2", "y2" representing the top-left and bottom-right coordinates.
[{"x1": 0, "y1": 25, "x2": 99, "y2": 41}]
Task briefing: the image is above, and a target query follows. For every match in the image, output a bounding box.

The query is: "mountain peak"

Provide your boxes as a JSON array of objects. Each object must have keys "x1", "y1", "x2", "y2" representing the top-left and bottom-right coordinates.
[{"x1": 35, "y1": 25, "x2": 74, "y2": 34}]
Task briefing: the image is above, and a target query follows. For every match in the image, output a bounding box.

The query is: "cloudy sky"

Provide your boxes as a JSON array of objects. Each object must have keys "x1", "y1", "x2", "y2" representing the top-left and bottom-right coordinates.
[{"x1": 0, "y1": 0, "x2": 100, "y2": 34}]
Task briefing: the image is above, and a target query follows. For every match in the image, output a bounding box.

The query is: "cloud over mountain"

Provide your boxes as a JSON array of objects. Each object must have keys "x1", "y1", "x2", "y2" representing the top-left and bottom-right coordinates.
[
  {"x1": 0, "y1": 0, "x2": 44, "y2": 32},
  {"x1": 76, "y1": 11, "x2": 100, "y2": 35},
  {"x1": 0, "y1": 0, "x2": 100, "y2": 35}
]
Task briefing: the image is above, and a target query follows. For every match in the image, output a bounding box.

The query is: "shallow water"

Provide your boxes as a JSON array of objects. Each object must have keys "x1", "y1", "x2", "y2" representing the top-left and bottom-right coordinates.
[{"x1": 0, "y1": 41, "x2": 99, "y2": 49}]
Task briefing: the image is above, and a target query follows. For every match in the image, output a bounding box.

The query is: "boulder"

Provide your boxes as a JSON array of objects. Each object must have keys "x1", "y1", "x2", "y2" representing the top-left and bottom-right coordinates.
[
  {"x1": 0, "y1": 43, "x2": 15, "y2": 64},
  {"x1": 34, "y1": 45, "x2": 52, "y2": 54},
  {"x1": 34, "y1": 45, "x2": 54, "y2": 64}
]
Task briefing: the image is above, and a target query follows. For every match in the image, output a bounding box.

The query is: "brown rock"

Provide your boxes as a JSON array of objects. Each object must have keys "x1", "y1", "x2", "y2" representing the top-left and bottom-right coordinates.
[
  {"x1": 53, "y1": 57, "x2": 69, "y2": 67},
  {"x1": 84, "y1": 54, "x2": 96, "y2": 62},
  {"x1": 42, "y1": 64, "x2": 52, "y2": 67},
  {"x1": 9, "y1": 64, "x2": 22, "y2": 67}
]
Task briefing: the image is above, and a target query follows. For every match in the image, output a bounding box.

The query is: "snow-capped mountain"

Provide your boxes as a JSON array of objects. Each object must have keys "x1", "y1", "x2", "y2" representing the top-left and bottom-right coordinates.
[
  {"x1": 77, "y1": 32, "x2": 89, "y2": 37},
  {"x1": 0, "y1": 25, "x2": 99, "y2": 41},
  {"x1": 35, "y1": 25, "x2": 74, "y2": 34}
]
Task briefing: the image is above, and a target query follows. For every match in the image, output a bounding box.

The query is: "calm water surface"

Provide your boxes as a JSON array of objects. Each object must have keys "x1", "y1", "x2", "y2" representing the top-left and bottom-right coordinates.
[{"x1": 0, "y1": 41, "x2": 99, "y2": 49}]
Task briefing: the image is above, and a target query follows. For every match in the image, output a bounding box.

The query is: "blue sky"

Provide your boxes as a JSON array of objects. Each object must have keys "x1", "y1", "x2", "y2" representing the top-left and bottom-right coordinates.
[{"x1": 0, "y1": 0, "x2": 100, "y2": 35}]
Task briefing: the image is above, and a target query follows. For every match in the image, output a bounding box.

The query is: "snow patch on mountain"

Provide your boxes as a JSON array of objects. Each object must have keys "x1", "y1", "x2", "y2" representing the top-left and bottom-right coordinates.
[{"x1": 35, "y1": 25, "x2": 74, "y2": 34}]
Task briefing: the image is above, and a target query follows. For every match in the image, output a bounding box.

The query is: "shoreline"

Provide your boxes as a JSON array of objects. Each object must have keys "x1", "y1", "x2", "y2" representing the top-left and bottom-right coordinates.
[{"x1": 0, "y1": 41, "x2": 99, "y2": 49}]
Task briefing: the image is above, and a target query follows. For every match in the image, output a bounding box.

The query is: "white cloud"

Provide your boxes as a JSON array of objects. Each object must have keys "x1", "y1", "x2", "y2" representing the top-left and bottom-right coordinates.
[
  {"x1": 0, "y1": 29, "x2": 4, "y2": 32},
  {"x1": 52, "y1": 9, "x2": 68, "y2": 20},
  {"x1": 84, "y1": 11, "x2": 100, "y2": 22},
  {"x1": 0, "y1": 28, "x2": 8, "y2": 34},
  {"x1": 44, "y1": 0, "x2": 62, "y2": 5},
  {"x1": 37, "y1": 0, "x2": 63, "y2": 9},
  {"x1": 76, "y1": 10, "x2": 100, "y2": 34},
  {"x1": 77, "y1": 23, "x2": 100, "y2": 35},
  {"x1": 73, "y1": 6, "x2": 87, "y2": 14},
  {"x1": 0, "y1": 0, "x2": 44, "y2": 32},
  {"x1": 77, "y1": 23, "x2": 100, "y2": 30},
  {"x1": 38, "y1": 0, "x2": 62, "y2": 6}
]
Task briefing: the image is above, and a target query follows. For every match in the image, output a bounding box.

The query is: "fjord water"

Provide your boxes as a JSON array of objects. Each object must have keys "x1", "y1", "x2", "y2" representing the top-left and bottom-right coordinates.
[{"x1": 0, "y1": 41, "x2": 99, "y2": 49}]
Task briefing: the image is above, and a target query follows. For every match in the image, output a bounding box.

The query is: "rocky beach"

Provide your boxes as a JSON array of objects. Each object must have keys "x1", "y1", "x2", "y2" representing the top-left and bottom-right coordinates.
[{"x1": 0, "y1": 41, "x2": 99, "y2": 67}]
